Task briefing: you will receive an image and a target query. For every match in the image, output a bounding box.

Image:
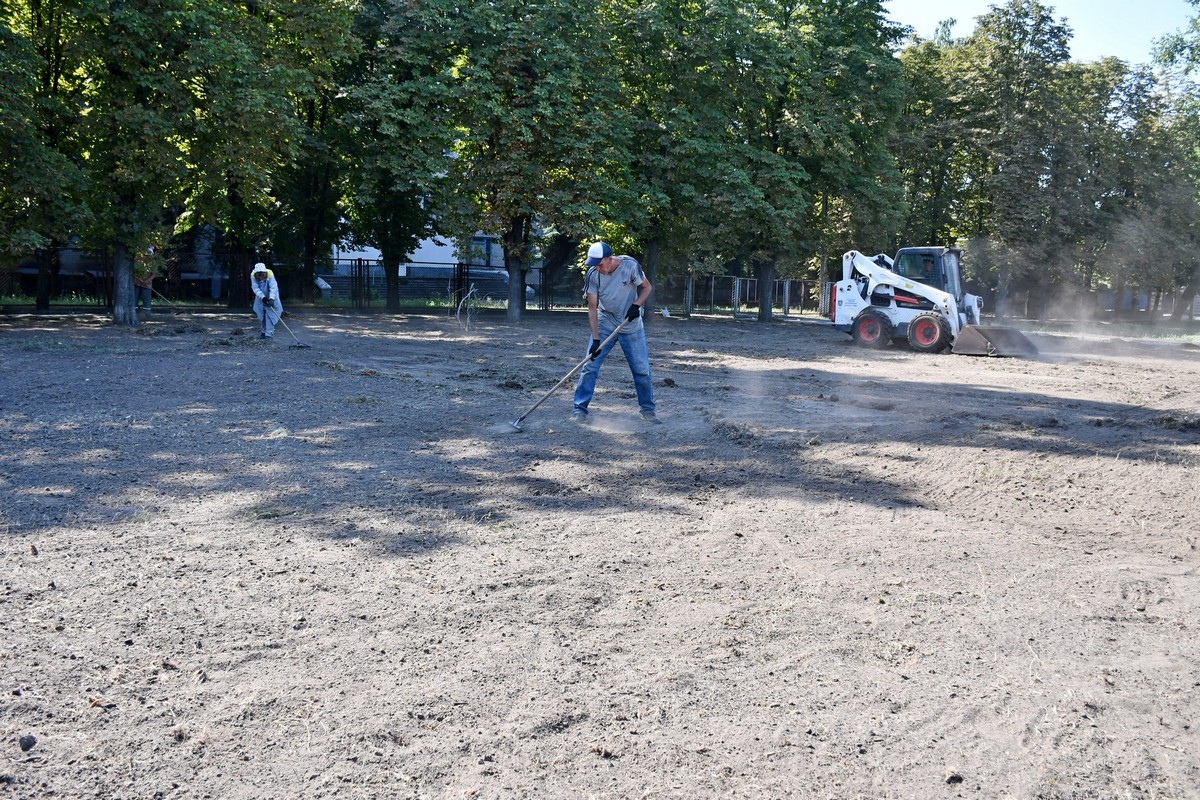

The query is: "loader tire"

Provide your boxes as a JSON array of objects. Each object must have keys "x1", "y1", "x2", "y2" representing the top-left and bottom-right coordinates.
[
  {"x1": 851, "y1": 310, "x2": 892, "y2": 349},
  {"x1": 907, "y1": 312, "x2": 949, "y2": 353}
]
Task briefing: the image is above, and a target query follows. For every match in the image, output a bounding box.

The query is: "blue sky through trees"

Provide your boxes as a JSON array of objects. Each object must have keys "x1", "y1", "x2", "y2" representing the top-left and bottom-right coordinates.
[{"x1": 885, "y1": 0, "x2": 1195, "y2": 64}]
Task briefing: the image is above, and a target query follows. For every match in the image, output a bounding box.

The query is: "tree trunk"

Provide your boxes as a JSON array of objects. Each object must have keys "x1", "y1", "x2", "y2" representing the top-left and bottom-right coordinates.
[
  {"x1": 224, "y1": 183, "x2": 253, "y2": 309},
  {"x1": 224, "y1": 248, "x2": 250, "y2": 309},
  {"x1": 302, "y1": 234, "x2": 317, "y2": 304},
  {"x1": 383, "y1": 252, "x2": 400, "y2": 312},
  {"x1": 1037, "y1": 269, "x2": 1049, "y2": 324},
  {"x1": 818, "y1": 193, "x2": 830, "y2": 286},
  {"x1": 754, "y1": 259, "x2": 775, "y2": 322},
  {"x1": 642, "y1": 236, "x2": 659, "y2": 319},
  {"x1": 34, "y1": 247, "x2": 55, "y2": 314},
  {"x1": 111, "y1": 241, "x2": 138, "y2": 326},
  {"x1": 503, "y1": 215, "x2": 531, "y2": 322},
  {"x1": 298, "y1": 97, "x2": 334, "y2": 304},
  {"x1": 535, "y1": 234, "x2": 580, "y2": 310},
  {"x1": 1169, "y1": 267, "x2": 1199, "y2": 322}
]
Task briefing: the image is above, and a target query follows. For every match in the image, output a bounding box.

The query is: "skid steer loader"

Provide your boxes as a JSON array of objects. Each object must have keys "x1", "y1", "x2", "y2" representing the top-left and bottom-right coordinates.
[{"x1": 826, "y1": 247, "x2": 1037, "y2": 356}]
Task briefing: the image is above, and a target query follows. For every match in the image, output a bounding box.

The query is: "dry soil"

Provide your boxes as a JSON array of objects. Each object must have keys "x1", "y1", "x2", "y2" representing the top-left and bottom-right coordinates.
[{"x1": 1, "y1": 309, "x2": 1199, "y2": 799}]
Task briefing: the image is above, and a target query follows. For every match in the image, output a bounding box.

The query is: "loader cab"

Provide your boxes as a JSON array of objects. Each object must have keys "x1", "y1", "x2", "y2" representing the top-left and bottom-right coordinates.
[{"x1": 893, "y1": 247, "x2": 963, "y2": 298}]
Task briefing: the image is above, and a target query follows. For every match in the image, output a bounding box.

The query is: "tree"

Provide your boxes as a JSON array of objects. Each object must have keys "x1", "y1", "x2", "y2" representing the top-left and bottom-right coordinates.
[
  {"x1": 344, "y1": 0, "x2": 458, "y2": 312},
  {"x1": 7, "y1": 0, "x2": 355, "y2": 324},
  {"x1": 175, "y1": 1, "x2": 354, "y2": 307},
  {"x1": 681, "y1": 0, "x2": 816, "y2": 322},
  {"x1": 1047, "y1": 59, "x2": 1171, "y2": 313},
  {"x1": 1, "y1": 0, "x2": 89, "y2": 310},
  {"x1": 893, "y1": 23, "x2": 967, "y2": 249},
  {"x1": 447, "y1": 0, "x2": 629, "y2": 322},
  {"x1": 254, "y1": 1, "x2": 358, "y2": 303},
  {"x1": 684, "y1": 0, "x2": 904, "y2": 322},
  {"x1": 598, "y1": 0, "x2": 734, "y2": 306},
  {"x1": 948, "y1": 0, "x2": 1072, "y2": 317},
  {"x1": 74, "y1": 0, "x2": 206, "y2": 325},
  {"x1": 1154, "y1": 0, "x2": 1200, "y2": 319},
  {"x1": 798, "y1": 0, "x2": 906, "y2": 267}
]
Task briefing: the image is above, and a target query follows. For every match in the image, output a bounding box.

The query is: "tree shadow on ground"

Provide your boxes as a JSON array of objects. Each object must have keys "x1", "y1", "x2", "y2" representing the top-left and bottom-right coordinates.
[{"x1": 2, "y1": 312, "x2": 1197, "y2": 556}]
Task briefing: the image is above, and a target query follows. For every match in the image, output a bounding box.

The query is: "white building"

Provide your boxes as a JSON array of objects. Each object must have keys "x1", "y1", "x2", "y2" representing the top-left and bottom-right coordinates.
[{"x1": 332, "y1": 233, "x2": 504, "y2": 275}]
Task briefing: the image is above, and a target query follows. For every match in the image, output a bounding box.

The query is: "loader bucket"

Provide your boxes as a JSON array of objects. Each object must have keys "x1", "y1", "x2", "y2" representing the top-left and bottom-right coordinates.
[{"x1": 951, "y1": 325, "x2": 1038, "y2": 357}]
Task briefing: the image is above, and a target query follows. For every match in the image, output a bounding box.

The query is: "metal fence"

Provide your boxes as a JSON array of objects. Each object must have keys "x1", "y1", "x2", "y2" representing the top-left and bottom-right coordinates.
[
  {"x1": 325, "y1": 260, "x2": 521, "y2": 309},
  {"x1": 1, "y1": 248, "x2": 834, "y2": 319},
  {"x1": 10, "y1": 246, "x2": 1193, "y2": 322},
  {"x1": 3, "y1": 246, "x2": 241, "y2": 306},
  {"x1": 654, "y1": 275, "x2": 824, "y2": 317}
]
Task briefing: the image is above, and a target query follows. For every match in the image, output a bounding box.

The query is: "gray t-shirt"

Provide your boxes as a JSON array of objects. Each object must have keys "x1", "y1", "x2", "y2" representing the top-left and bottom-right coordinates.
[{"x1": 583, "y1": 255, "x2": 646, "y2": 332}]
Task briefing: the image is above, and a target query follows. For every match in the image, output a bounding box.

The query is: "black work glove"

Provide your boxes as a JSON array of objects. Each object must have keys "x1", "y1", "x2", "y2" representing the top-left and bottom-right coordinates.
[
  {"x1": 263, "y1": 296, "x2": 273, "y2": 304},
  {"x1": 625, "y1": 304, "x2": 641, "y2": 322},
  {"x1": 589, "y1": 339, "x2": 601, "y2": 360}
]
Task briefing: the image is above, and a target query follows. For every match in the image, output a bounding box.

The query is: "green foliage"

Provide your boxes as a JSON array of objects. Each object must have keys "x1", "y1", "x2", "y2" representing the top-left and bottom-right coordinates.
[
  {"x1": 175, "y1": 3, "x2": 314, "y2": 242},
  {"x1": 952, "y1": 0, "x2": 1072, "y2": 250},
  {"x1": 669, "y1": 0, "x2": 907, "y2": 301},
  {"x1": 342, "y1": 0, "x2": 460, "y2": 310},
  {"x1": 441, "y1": 0, "x2": 631, "y2": 319},
  {"x1": 6, "y1": 0, "x2": 1200, "y2": 326},
  {"x1": 0, "y1": 1, "x2": 88, "y2": 258},
  {"x1": 246, "y1": 1, "x2": 359, "y2": 301},
  {"x1": 894, "y1": 37, "x2": 966, "y2": 248},
  {"x1": 798, "y1": 0, "x2": 907, "y2": 253}
]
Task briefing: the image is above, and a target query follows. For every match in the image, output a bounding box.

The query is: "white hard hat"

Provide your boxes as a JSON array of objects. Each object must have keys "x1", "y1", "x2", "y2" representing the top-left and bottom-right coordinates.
[{"x1": 252, "y1": 262, "x2": 267, "y2": 274}]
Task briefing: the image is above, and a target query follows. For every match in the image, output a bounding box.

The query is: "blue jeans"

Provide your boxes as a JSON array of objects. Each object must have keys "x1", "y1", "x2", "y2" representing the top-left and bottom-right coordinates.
[{"x1": 572, "y1": 320, "x2": 655, "y2": 415}]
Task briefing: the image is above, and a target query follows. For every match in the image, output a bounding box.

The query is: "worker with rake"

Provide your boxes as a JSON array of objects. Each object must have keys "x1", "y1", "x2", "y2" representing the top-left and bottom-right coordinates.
[
  {"x1": 571, "y1": 241, "x2": 660, "y2": 424},
  {"x1": 250, "y1": 262, "x2": 283, "y2": 339}
]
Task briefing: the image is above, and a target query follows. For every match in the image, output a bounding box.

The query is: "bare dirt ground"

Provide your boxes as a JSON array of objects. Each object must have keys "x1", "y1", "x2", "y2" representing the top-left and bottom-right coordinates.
[{"x1": 2, "y1": 308, "x2": 1199, "y2": 800}]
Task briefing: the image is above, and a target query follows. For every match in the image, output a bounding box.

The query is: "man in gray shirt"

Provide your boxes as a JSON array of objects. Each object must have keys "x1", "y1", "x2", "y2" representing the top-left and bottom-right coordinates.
[{"x1": 571, "y1": 241, "x2": 660, "y2": 423}]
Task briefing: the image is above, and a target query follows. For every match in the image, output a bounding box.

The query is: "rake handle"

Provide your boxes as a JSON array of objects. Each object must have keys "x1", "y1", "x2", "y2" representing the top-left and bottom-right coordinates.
[
  {"x1": 262, "y1": 304, "x2": 306, "y2": 345},
  {"x1": 512, "y1": 318, "x2": 629, "y2": 427}
]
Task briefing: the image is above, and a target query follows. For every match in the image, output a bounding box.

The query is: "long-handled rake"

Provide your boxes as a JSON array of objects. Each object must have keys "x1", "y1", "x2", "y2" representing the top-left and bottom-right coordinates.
[
  {"x1": 149, "y1": 286, "x2": 182, "y2": 314},
  {"x1": 509, "y1": 319, "x2": 627, "y2": 431},
  {"x1": 265, "y1": 306, "x2": 311, "y2": 350}
]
